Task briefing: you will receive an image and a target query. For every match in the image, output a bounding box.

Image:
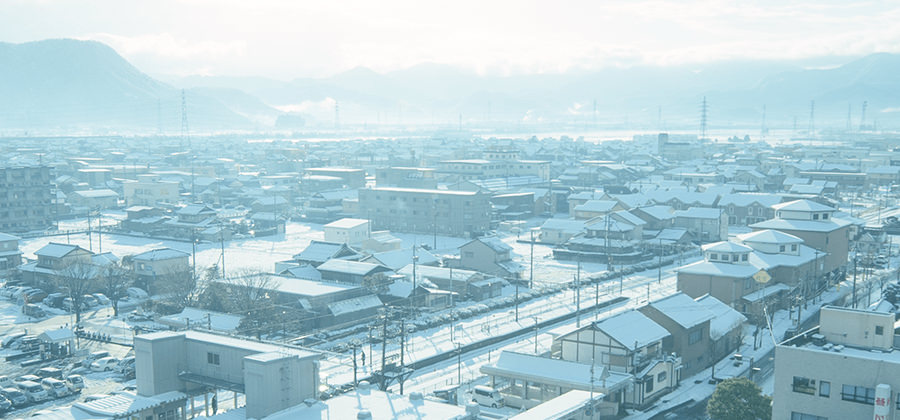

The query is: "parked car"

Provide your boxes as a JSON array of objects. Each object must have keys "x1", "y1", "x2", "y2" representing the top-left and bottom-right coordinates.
[
  {"x1": 471, "y1": 385, "x2": 504, "y2": 408},
  {"x1": 0, "y1": 376, "x2": 12, "y2": 389},
  {"x1": 82, "y1": 295, "x2": 99, "y2": 308},
  {"x1": 115, "y1": 356, "x2": 135, "y2": 373},
  {"x1": 91, "y1": 356, "x2": 119, "y2": 372},
  {"x1": 126, "y1": 311, "x2": 153, "y2": 322},
  {"x1": 65, "y1": 375, "x2": 85, "y2": 392},
  {"x1": 85, "y1": 350, "x2": 110, "y2": 363},
  {"x1": 15, "y1": 375, "x2": 40, "y2": 384},
  {"x1": 1, "y1": 332, "x2": 26, "y2": 349},
  {"x1": 22, "y1": 303, "x2": 45, "y2": 318},
  {"x1": 43, "y1": 293, "x2": 65, "y2": 308},
  {"x1": 36, "y1": 367, "x2": 63, "y2": 380},
  {"x1": 126, "y1": 287, "x2": 148, "y2": 300},
  {"x1": 41, "y1": 378, "x2": 70, "y2": 398},
  {"x1": 23, "y1": 289, "x2": 48, "y2": 305},
  {"x1": 92, "y1": 293, "x2": 110, "y2": 305},
  {"x1": 16, "y1": 380, "x2": 50, "y2": 403},
  {"x1": 1, "y1": 387, "x2": 28, "y2": 407},
  {"x1": 0, "y1": 395, "x2": 12, "y2": 413}
]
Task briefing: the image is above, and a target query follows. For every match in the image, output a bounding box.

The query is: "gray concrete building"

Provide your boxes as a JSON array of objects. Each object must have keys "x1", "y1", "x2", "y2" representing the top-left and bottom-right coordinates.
[
  {"x1": 773, "y1": 306, "x2": 899, "y2": 420},
  {"x1": 358, "y1": 187, "x2": 491, "y2": 237},
  {"x1": 0, "y1": 165, "x2": 55, "y2": 232},
  {"x1": 134, "y1": 330, "x2": 320, "y2": 419}
]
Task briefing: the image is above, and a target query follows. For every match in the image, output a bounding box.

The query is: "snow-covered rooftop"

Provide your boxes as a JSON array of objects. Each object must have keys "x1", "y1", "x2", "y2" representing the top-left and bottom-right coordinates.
[
  {"x1": 694, "y1": 295, "x2": 747, "y2": 340},
  {"x1": 647, "y1": 293, "x2": 715, "y2": 329},
  {"x1": 772, "y1": 199, "x2": 834, "y2": 212},
  {"x1": 594, "y1": 310, "x2": 670, "y2": 350}
]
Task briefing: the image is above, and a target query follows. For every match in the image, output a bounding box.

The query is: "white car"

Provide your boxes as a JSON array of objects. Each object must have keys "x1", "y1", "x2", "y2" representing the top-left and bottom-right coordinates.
[{"x1": 91, "y1": 356, "x2": 120, "y2": 372}]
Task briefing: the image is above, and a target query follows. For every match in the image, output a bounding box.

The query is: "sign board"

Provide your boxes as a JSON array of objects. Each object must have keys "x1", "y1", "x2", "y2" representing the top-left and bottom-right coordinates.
[{"x1": 753, "y1": 270, "x2": 771, "y2": 284}]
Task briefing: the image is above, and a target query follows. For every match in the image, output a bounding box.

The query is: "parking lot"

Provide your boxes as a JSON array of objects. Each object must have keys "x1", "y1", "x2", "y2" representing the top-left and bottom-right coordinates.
[{"x1": 0, "y1": 287, "x2": 145, "y2": 417}]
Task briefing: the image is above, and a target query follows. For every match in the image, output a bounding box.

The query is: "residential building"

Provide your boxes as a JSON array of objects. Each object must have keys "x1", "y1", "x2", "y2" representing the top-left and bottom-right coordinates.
[
  {"x1": 551, "y1": 310, "x2": 680, "y2": 408},
  {"x1": 773, "y1": 306, "x2": 900, "y2": 420},
  {"x1": 131, "y1": 248, "x2": 191, "y2": 294},
  {"x1": 457, "y1": 236, "x2": 523, "y2": 279},
  {"x1": 19, "y1": 242, "x2": 94, "y2": 287},
  {"x1": 0, "y1": 232, "x2": 22, "y2": 281},
  {"x1": 67, "y1": 189, "x2": 119, "y2": 210},
  {"x1": 358, "y1": 187, "x2": 491, "y2": 237},
  {"x1": 375, "y1": 167, "x2": 437, "y2": 188},
  {"x1": 0, "y1": 165, "x2": 55, "y2": 232},
  {"x1": 305, "y1": 167, "x2": 366, "y2": 188},
  {"x1": 122, "y1": 174, "x2": 180, "y2": 206},
  {"x1": 398, "y1": 264, "x2": 502, "y2": 301},
  {"x1": 673, "y1": 207, "x2": 727, "y2": 243},
  {"x1": 323, "y1": 218, "x2": 369, "y2": 245},
  {"x1": 638, "y1": 293, "x2": 715, "y2": 376},
  {"x1": 750, "y1": 199, "x2": 851, "y2": 275},
  {"x1": 292, "y1": 240, "x2": 362, "y2": 267}
]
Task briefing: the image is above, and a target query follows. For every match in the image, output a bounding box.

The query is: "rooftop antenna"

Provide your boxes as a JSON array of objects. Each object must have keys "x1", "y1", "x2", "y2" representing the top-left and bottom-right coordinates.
[
  {"x1": 859, "y1": 101, "x2": 868, "y2": 131},
  {"x1": 699, "y1": 96, "x2": 708, "y2": 139},
  {"x1": 807, "y1": 100, "x2": 815, "y2": 137},
  {"x1": 180, "y1": 89, "x2": 189, "y2": 150}
]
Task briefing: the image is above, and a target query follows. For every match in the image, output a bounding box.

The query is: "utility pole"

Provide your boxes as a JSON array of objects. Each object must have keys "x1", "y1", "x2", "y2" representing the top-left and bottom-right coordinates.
[
  {"x1": 852, "y1": 255, "x2": 858, "y2": 308},
  {"x1": 399, "y1": 317, "x2": 406, "y2": 394},
  {"x1": 530, "y1": 228, "x2": 535, "y2": 289},
  {"x1": 380, "y1": 306, "x2": 388, "y2": 390},
  {"x1": 97, "y1": 212, "x2": 102, "y2": 253},
  {"x1": 576, "y1": 258, "x2": 582, "y2": 327},
  {"x1": 657, "y1": 238, "x2": 662, "y2": 284},
  {"x1": 87, "y1": 211, "x2": 93, "y2": 252}
]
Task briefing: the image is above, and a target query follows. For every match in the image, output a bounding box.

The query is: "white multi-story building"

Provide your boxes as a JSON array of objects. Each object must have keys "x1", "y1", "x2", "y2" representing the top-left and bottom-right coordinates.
[{"x1": 773, "y1": 306, "x2": 900, "y2": 420}]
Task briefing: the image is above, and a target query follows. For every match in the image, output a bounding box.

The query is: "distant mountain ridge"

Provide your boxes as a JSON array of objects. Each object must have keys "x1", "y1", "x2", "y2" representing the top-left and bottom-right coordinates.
[
  {"x1": 0, "y1": 39, "x2": 279, "y2": 133},
  {"x1": 3, "y1": 38, "x2": 900, "y2": 134}
]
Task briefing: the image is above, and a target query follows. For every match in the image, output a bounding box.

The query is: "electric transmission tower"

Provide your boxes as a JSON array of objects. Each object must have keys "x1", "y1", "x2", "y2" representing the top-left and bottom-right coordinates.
[{"x1": 699, "y1": 96, "x2": 708, "y2": 139}]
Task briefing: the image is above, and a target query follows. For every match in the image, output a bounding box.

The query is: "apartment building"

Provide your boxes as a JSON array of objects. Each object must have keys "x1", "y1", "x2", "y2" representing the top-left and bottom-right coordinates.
[
  {"x1": 358, "y1": 187, "x2": 491, "y2": 237},
  {"x1": 0, "y1": 165, "x2": 55, "y2": 232}
]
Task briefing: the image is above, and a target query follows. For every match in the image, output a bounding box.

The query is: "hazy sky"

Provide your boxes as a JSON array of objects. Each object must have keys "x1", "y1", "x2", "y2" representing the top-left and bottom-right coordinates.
[{"x1": 3, "y1": 0, "x2": 900, "y2": 79}]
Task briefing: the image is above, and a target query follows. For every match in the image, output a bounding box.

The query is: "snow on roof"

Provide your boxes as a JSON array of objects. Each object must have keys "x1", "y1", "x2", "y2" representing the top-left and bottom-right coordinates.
[
  {"x1": 293, "y1": 241, "x2": 356, "y2": 263},
  {"x1": 35, "y1": 242, "x2": 88, "y2": 258},
  {"x1": 138, "y1": 330, "x2": 318, "y2": 359},
  {"x1": 717, "y1": 193, "x2": 783, "y2": 208},
  {"x1": 612, "y1": 210, "x2": 646, "y2": 226},
  {"x1": 369, "y1": 186, "x2": 478, "y2": 196},
  {"x1": 0, "y1": 232, "x2": 20, "y2": 242},
  {"x1": 747, "y1": 244, "x2": 818, "y2": 270},
  {"x1": 674, "y1": 207, "x2": 722, "y2": 219},
  {"x1": 750, "y1": 217, "x2": 850, "y2": 233},
  {"x1": 594, "y1": 310, "x2": 670, "y2": 350},
  {"x1": 676, "y1": 260, "x2": 759, "y2": 278},
  {"x1": 367, "y1": 247, "x2": 438, "y2": 271},
  {"x1": 328, "y1": 295, "x2": 382, "y2": 316},
  {"x1": 694, "y1": 295, "x2": 747, "y2": 340},
  {"x1": 573, "y1": 200, "x2": 619, "y2": 213},
  {"x1": 737, "y1": 229, "x2": 803, "y2": 244},
  {"x1": 316, "y1": 259, "x2": 387, "y2": 276},
  {"x1": 655, "y1": 228, "x2": 689, "y2": 242},
  {"x1": 72, "y1": 189, "x2": 118, "y2": 198},
  {"x1": 772, "y1": 199, "x2": 834, "y2": 212},
  {"x1": 399, "y1": 264, "x2": 478, "y2": 282},
  {"x1": 73, "y1": 391, "x2": 186, "y2": 418},
  {"x1": 635, "y1": 205, "x2": 675, "y2": 221},
  {"x1": 509, "y1": 390, "x2": 604, "y2": 420},
  {"x1": 132, "y1": 248, "x2": 190, "y2": 261},
  {"x1": 702, "y1": 241, "x2": 753, "y2": 253},
  {"x1": 324, "y1": 218, "x2": 369, "y2": 229},
  {"x1": 647, "y1": 293, "x2": 715, "y2": 329},
  {"x1": 482, "y1": 351, "x2": 632, "y2": 392},
  {"x1": 263, "y1": 385, "x2": 465, "y2": 420},
  {"x1": 158, "y1": 307, "x2": 242, "y2": 332},
  {"x1": 280, "y1": 265, "x2": 322, "y2": 280},
  {"x1": 540, "y1": 218, "x2": 586, "y2": 233},
  {"x1": 467, "y1": 236, "x2": 512, "y2": 253},
  {"x1": 177, "y1": 204, "x2": 216, "y2": 215},
  {"x1": 741, "y1": 283, "x2": 790, "y2": 302},
  {"x1": 264, "y1": 276, "x2": 360, "y2": 297},
  {"x1": 39, "y1": 328, "x2": 75, "y2": 343}
]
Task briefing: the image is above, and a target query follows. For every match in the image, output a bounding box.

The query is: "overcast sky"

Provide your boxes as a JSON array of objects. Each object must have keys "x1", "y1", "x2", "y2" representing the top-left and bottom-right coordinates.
[{"x1": 3, "y1": 0, "x2": 900, "y2": 79}]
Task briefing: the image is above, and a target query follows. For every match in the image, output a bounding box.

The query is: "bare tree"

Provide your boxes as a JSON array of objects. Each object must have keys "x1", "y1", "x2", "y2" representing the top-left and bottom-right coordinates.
[
  {"x1": 99, "y1": 259, "x2": 135, "y2": 317},
  {"x1": 54, "y1": 262, "x2": 98, "y2": 324},
  {"x1": 154, "y1": 266, "x2": 197, "y2": 314}
]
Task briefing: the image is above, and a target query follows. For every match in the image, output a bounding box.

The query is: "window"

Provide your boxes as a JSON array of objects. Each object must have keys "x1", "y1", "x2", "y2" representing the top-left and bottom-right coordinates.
[
  {"x1": 792, "y1": 244, "x2": 798, "y2": 251},
  {"x1": 793, "y1": 376, "x2": 816, "y2": 395},
  {"x1": 813, "y1": 213, "x2": 819, "y2": 220},
  {"x1": 822, "y1": 213, "x2": 829, "y2": 220},
  {"x1": 741, "y1": 254, "x2": 748, "y2": 261},
  {"x1": 744, "y1": 278, "x2": 754, "y2": 290},
  {"x1": 709, "y1": 253, "x2": 717, "y2": 260},
  {"x1": 841, "y1": 384, "x2": 875, "y2": 405},
  {"x1": 645, "y1": 378, "x2": 654, "y2": 393},
  {"x1": 688, "y1": 329, "x2": 703, "y2": 345},
  {"x1": 207, "y1": 352, "x2": 220, "y2": 365},
  {"x1": 657, "y1": 371, "x2": 667, "y2": 383},
  {"x1": 780, "y1": 245, "x2": 786, "y2": 252},
  {"x1": 819, "y1": 381, "x2": 830, "y2": 397},
  {"x1": 732, "y1": 254, "x2": 739, "y2": 262},
  {"x1": 791, "y1": 413, "x2": 827, "y2": 420},
  {"x1": 876, "y1": 326, "x2": 884, "y2": 336}
]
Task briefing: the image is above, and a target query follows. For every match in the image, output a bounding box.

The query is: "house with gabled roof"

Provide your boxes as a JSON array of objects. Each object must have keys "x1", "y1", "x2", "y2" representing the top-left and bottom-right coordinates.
[
  {"x1": 292, "y1": 240, "x2": 362, "y2": 267},
  {"x1": 552, "y1": 310, "x2": 679, "y2": 408},
  {"x1": 456, "y1": 236, "x2": 523, "y2": 279},
  {"x1": 639, "y1": 292, "x2": 715, "y2": 376},
  {"x1": 0, "y1": 232, "x2": 23, "y2": 281}
]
